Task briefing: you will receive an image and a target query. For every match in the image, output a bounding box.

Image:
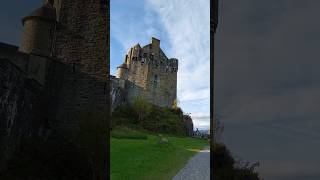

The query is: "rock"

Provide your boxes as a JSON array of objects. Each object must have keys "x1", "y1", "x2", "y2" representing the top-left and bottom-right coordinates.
[
  {"x1": 159, "y1": 137, "x2": 169, "y2": 144},
  {"x1": 157, "y1": 134, "x2": 169, "y2": 144}
]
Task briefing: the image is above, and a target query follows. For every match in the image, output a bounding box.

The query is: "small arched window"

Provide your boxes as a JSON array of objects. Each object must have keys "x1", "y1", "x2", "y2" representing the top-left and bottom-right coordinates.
[{"x1": 154, "y1": 75, "x2": 159, "y2": 85}]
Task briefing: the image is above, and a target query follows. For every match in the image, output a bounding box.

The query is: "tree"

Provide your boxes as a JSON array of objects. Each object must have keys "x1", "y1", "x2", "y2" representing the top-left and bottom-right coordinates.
[
  {"x1": 172, "y1": 98, "x2": 179, "y2": 110},
  {"x1": 132, "y1": 97, "x2": 152, "y2": 125}
]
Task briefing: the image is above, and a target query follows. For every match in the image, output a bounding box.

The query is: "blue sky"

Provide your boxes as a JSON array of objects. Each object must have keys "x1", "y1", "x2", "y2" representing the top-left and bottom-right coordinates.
[{"x1": 111, "y1": 0, "x2": 210, "y2": 130}]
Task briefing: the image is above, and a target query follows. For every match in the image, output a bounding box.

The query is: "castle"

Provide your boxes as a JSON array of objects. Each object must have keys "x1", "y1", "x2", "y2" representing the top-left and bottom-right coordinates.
[
  {"x1": 0, "y1": 0, "x2": 109, "y2": 177},
  {"x1": 111, "y1": 37, "x2": 178, "y2": 109}
]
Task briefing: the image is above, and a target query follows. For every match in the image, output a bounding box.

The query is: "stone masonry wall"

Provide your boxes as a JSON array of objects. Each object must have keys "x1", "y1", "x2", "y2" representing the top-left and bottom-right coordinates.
[
  {"x1": 50, "y1": 0, "x2": 110, "y2": 131},
  {"x1": 0, "y1": 1, "x2": 110, "y2": 177},
  {"x1": 0, "y1": 47, "x2": 44, "y2": 171},
  {"x1": 120, "y1": 39, "x2": 178, "y2": 108}
]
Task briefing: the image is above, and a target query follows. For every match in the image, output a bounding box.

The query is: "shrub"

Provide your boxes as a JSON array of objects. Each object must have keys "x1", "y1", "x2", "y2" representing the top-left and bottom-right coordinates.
[
  {"x1": 213, "y1": 143, "x2": 262, "y2": 180},
  {"x1": 111, "y1": 102, "x2": 186, "y2": 136},
  {"x1": 132, "y1": 97, "x2": 152, "y2": 125}
]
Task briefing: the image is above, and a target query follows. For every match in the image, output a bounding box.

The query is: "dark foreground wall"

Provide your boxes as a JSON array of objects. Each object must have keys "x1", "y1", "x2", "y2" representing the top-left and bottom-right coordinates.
[
  {"x1": 0, "y1": 0, "x2": 110, "y2": 179},
  {"x1": 0, "y1": 45, "x2": 110, "y2": 179},
  {"x1": 0, "y1": 43, "x2": 44, "y2": 172}
]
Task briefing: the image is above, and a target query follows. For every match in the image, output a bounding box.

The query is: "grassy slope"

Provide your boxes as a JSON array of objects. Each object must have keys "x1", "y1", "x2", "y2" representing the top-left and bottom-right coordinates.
[{"x1": 110, "y1": 134, "x2": 208, "y2": 180}]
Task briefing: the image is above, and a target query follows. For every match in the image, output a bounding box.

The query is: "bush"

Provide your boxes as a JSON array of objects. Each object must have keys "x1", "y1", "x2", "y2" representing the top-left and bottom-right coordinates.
[
  {"x1": 213, "y1": 143, "x2": 262, "y2": 180},
  {"x1": 111, "y1": 101, "x2": 186, "y2": 136}
]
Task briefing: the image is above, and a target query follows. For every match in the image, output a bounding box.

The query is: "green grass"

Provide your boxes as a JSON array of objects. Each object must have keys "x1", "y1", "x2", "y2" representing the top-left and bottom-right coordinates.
[
  {"x1": 110, "y1": 129, "x2": 208, "y2": 180},
  {"x1": 111, "y1": 127, "x2": 148, "y2": 139}
]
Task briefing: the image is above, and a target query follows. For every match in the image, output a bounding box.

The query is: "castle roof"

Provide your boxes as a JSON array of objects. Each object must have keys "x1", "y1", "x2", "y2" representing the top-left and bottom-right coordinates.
[
  {"x1": 22, "y1": 5, "x2": 56, "y2": 25},
  {"x1": 134, "y1": 43, "x2": 141, "y2": 48},
  {"x1": 117, "y1": 63, "x2": 128, "y2": 69}
]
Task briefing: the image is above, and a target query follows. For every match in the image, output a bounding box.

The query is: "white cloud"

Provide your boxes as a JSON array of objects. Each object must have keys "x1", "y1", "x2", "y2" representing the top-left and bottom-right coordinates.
[
  {"x1": 191, "y1": 112, "x2": 210, "y2": 130},
  {"x1": 145, "y1": 0, "x2": 210, "y2": 129}
]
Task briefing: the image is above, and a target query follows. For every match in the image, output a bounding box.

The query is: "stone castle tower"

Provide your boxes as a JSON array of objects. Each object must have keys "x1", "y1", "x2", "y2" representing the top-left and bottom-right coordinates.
[
  {"x1": 16, "y1": 0, "x2": 110, "y2": 130},
  {"x1": 0, "y1": 0, "x2": 109, "y2": 177},
  {"x1": 112, "y1": 37, "x2": 178, "y2": 108}
]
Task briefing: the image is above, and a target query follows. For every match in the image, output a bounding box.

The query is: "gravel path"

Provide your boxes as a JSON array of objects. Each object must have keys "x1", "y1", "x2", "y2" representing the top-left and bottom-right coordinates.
[{"x1": 172, "y1": 146, "x2": 210, "y2": 180}]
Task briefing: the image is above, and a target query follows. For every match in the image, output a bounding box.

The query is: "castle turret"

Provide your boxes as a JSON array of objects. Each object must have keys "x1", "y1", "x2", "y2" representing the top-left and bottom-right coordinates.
[
  {"x1": 116, "y1": 62, "x2": 128, "y2": 79},
  {"x1": 19, "y1": 3, "x2": 56, "y2": 56}
]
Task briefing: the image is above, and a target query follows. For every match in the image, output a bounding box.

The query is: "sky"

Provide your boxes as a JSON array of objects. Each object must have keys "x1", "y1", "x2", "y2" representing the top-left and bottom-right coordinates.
[
  {"x1": 215, "y1": 0, "x2": 320, "y2": 179},
  {"x1": 111, "y1": 0, "x2": 210, "y2": 130}
]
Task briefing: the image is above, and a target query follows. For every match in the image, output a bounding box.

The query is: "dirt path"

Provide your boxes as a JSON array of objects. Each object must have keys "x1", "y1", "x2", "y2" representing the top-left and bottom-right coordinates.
[{"x1": 172, "y1": 146, "x2": 210, "y2": 180}]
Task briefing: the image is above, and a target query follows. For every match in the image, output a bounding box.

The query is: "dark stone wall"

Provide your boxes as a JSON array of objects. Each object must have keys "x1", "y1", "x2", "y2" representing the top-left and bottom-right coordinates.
[
  {"x1": 0, "y1": 52, "x2": 110, "y2": 178},
  {"x1": 43, "y1": 58, "x2": 109, "y2": 132},
  {"x1": 51, "y1": 0, "x2": 110, "y2": 132},
  {"x1": 53, "y1": 0, "x2": 109, "y2": 80},
  {"x1": 0, "y1": 58, "x2": 43, "y2": 172},
  {"x1": 110, "y1": 76, "x2": 126, "y2": 111},
  {"x1": 0, "y1": 1, "x2": 110, "y2": 178}
]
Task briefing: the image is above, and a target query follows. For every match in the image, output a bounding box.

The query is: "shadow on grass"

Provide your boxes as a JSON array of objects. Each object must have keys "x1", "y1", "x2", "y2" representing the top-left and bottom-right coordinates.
[{"x1": 111, "y1": 126, "x2": 148, "y2": 140}]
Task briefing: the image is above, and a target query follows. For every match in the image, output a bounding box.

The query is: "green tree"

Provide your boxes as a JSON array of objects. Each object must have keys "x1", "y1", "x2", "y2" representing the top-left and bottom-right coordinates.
[
  {"x1": 132, "y1": 97, "x2": 152, "y2": 125},
  {"x1": 172, "y1": 98, "x2": 179, "y2": 110}
]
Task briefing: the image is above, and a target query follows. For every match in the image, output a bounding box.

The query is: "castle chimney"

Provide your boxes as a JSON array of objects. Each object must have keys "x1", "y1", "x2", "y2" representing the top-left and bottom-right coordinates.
[{"x1": 151, "y1": 37, "x2": 160, "y2": 56}]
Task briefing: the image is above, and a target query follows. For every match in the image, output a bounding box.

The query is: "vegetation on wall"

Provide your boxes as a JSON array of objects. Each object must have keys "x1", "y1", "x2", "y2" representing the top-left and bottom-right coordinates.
[{"x1": 111, "y1": 98, "x2": 187, "y2": 136}]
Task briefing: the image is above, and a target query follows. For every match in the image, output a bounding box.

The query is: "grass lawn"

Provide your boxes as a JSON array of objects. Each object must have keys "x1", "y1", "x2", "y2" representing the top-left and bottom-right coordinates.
[{"x1": 110, "y1": 129, "x2": 208, "y2": 180}]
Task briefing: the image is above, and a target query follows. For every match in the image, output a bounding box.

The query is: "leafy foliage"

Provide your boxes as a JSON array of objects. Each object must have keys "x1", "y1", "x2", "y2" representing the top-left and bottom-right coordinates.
[
  {"x1": 213, "y1": 143, "x2": 262, "y2": 180},
  {"x1": 111, "y1": 99, "x2": 186, "y2": 136},
  {"x1": 132, "y1": 97, "x2": 152, "y2": 125}
]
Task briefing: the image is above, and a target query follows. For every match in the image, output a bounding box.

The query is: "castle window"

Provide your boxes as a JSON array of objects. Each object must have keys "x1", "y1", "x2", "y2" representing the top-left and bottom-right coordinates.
[
  {"x1": 172, "y1": 67, "x2": 177, "y2": 72},
  {"x1": 154, "y1": 75, "x2": 159, "y2": 85}
]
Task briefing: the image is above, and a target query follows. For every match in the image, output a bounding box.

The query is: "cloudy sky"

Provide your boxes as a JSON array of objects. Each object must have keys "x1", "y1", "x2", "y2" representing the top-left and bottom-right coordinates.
[
  {"x1": 111, "y1": 0, "x2": 210, "y2": 130},
  {"x1": 216, "y1": 0, "x2": 320, "y2": 179}
]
